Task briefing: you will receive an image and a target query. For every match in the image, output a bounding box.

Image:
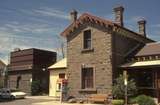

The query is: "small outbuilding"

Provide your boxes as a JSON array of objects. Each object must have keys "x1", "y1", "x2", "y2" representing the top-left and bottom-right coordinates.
[{"x1": 49, "y1": 58, "x2": 67, "y2": 97}]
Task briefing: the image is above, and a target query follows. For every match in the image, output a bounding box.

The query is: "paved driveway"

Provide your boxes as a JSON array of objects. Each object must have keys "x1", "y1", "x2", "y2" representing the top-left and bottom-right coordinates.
[{"x1": 0, "y1": 96, "x2": 54, "y2": 105}]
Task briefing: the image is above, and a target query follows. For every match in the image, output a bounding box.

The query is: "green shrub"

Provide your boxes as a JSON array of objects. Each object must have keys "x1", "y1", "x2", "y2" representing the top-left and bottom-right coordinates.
[
  {"x1": 31, "y1": 80, "x2": 41, "y2": 95},
  {"x1": 112, "y1": 75, "x2": 137, "y2": 99},
  {"x1": 128, "y1": 97, "x2": 137, "y2": 104},
  {"x1": 135, "y1": 95, "x2": 156, "y2": 105},
  {"x1": 112, "y1": 99, "x2": 124, "y2": 105}
]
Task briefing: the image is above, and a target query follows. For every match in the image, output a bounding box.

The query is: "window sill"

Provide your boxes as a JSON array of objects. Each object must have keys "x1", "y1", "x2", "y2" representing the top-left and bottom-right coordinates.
[
  {"x1": 79, "y1": 88, "x2": 97, "y2": 92},
  {"x1": 81, "y1": 48, "x2": 94, "y2": 53}
]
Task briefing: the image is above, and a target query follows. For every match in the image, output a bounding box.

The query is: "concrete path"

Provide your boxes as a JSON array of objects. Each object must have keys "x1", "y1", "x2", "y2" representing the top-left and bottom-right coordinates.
[{"x1": 0, "y1": 96, "x2": 103, "y2": 105}]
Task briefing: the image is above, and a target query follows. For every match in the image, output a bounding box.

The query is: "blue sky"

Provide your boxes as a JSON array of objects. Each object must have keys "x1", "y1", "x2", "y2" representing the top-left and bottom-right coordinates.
[{"x1": 0, "y1": 0, "x2": 160, "y2": 64}]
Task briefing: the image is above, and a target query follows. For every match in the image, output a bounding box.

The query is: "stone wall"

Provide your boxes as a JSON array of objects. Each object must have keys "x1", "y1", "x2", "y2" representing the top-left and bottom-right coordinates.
[{"x1": 67, "y1": 25, "x2": 112, "y2": 98}]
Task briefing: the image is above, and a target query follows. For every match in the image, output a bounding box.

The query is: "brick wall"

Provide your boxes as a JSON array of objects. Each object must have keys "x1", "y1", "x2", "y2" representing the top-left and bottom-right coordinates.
[{"x1": 8, "y1": 70, "x2": 32, "y2": 94}]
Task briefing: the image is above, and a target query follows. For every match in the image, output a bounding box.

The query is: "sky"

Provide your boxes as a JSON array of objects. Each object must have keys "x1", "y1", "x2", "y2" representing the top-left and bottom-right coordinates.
[{"x1": 0, "y1": 0, "x2": 160, "y2": 64}]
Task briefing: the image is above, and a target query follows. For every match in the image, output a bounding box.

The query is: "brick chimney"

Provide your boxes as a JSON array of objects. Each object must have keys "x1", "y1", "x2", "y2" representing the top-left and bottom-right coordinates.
[
  {"x1": 138, "y1": 19, "x2": 146, "y2": 37},
  {"x1": 113, "y1": 6, "x2": 124, "y2": 27},
  {"x1": 70, "y1": 9, "x2": 78, "y2": 22}
]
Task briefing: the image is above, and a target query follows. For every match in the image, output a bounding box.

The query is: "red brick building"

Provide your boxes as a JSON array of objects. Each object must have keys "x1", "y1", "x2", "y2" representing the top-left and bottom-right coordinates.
[{"x1": 8, "y1": 48, "x2": 56, "y2": 94}]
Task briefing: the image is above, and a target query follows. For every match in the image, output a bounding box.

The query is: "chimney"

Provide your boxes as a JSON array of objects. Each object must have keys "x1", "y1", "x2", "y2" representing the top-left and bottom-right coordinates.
[
  {"x1": 138, "y1": 19, "x2": 146, "y2": 37},
  {"x1": 70, "y1": 9, "x2": 78, "y2": 22},
  {"x1": 113, "y1": 6, "x2": 124, "y2": 27}
]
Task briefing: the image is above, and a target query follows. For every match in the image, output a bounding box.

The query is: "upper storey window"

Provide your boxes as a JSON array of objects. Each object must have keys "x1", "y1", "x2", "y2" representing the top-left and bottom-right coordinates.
[{"x1": 83, "y1": 30, "x2": 91, "y2": 49}]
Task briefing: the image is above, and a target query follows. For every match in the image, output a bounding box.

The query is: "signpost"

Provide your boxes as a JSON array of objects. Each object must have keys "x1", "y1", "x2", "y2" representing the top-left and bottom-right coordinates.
[{"x1": 60, "y1": 79, "x2": 68, "y2": 103}]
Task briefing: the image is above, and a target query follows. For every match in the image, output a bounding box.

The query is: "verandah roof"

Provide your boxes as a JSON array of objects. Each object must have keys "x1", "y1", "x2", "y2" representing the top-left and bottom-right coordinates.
[
  {"x1": 135, "y1": 42, "x2": 160, "y2": 57},
  {"x1": 121, "y1": 60, "x2": 160, "y2": 68}
]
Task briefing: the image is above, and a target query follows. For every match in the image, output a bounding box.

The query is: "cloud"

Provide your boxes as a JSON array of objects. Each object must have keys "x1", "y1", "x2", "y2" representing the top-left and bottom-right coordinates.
[
  {"x1": 0, "y1": 22, "x2": 65, "y2": 64},
  {"x1": 31, "y1": 7, "x2": 69, "y2": 20},
  {"x1": 1, "y1": 21, "x2": 61, "y2": 34},
  {"x1": 34, "y1": 7, "x2": 69, "y2": 20},
  {"x1": 0, "y1": 33, "x2": 63, "y2": 64}
]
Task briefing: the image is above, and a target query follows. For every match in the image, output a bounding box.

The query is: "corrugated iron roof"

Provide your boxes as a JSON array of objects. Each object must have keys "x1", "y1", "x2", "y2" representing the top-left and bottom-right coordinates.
[
  {"x1": 121, "y1": 60, "x2": 160, "y2": 68},
  {"x1": 135, "y1": 42, "x2": 160, "y2": 56}
]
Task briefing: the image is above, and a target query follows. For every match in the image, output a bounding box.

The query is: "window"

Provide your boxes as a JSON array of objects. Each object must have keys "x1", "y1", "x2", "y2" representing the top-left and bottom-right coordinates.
[
  {"x1": 137, "y1": 71, "x2": 153, "y2": 87},
  {"x1": 58, "y1": 83, "x2": 62, "y2": 90},
  {"x1": 56, "y1": 83, "x2": 62, "y2": 91},
  {"x1": 59, "y1": 73, "x2": 65, "y2": 79},
  {"x1": 81, "y1": 68, "x2": 93, "y2": 89},
  {"x1": 16, "y1": 75, "x2": 21, "y2": 89},
  {"x1": 129, "y1": 71, "x2": 154, "y2": 88},
  {"x1": 83, "y1": 30, "x2": 91, "y2": 49}
]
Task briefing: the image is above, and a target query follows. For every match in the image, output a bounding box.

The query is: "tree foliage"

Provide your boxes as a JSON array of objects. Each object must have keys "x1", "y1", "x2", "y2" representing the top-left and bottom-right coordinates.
[
  {"x1": 31, "y1": 80, "x2": 41, "y2": 95},
  {"x1": 112, "y1": 75, "x2": 137, "y2": 99}
]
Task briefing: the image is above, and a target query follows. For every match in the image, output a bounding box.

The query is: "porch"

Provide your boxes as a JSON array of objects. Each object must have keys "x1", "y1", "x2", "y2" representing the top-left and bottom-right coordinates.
[{"x1": 121, "y1": 60, "x2": 160, "y2": 102}]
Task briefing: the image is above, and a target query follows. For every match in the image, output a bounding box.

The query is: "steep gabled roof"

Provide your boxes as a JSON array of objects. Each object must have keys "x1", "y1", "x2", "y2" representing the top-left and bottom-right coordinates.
[
  {"x1": 61, "y1": 13, "x2": 114, "y2": 37},
  {"x1": 61, "y1": 13, "x2": 154, "y2": 43}
]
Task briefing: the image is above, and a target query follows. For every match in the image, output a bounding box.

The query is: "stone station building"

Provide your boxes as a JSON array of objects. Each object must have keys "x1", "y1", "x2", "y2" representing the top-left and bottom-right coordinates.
[{"x1": 60, "y1": 6, "x2": 160, "y2": 102}]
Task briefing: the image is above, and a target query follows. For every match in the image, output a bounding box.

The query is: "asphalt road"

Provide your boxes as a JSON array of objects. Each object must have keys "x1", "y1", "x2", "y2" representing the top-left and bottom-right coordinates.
[{"x1": 0, "y1": 96, "x2": 54, "y2": 105}]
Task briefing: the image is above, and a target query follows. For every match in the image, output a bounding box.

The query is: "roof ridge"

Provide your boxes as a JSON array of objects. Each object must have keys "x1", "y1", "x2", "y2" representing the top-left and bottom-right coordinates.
[
  {"x1": 61, "y1": 12, "x2": 154, "y2": 43},
  {"x1": 82, "y1": 12, "x2": 114, "y2": 24}
]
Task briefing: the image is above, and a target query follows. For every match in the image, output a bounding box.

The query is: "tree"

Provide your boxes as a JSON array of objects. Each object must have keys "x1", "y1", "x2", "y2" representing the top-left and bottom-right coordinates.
[{"x1": 112, "y1": 75, "x2": 137, "y2": 99}]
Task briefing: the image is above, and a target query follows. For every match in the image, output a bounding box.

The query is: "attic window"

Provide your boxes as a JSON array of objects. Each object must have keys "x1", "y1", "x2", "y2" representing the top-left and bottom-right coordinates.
[{"x1": 83, "y1": 30, "x2": 91, "y2": 49}]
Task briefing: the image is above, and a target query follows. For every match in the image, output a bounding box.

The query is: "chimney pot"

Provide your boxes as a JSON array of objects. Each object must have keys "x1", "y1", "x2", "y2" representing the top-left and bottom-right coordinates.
[
  {"x1": 138, "y1": 19, "x2": 146, "y2": 37},
  {"x1": 113, "y1": 6, "x2": 124, "y2": 27},
  {"x1": 70, "y1": 9, "x2": 78, "y2": 22}
]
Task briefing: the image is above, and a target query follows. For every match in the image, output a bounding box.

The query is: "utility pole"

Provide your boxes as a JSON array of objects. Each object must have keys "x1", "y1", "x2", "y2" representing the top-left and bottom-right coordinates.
[
  {"x1": 4, "y1": 66, "x2": 8, "y2": 88},
  {"x1": 123, "y1": 70, "x2": 128, "y2": 105}
]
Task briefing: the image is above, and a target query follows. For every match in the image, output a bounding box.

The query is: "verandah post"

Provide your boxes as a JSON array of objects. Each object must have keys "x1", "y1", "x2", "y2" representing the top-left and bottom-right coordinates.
[{"x1": 123, "y1": 70, "x2": 128, "y2": 105}]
